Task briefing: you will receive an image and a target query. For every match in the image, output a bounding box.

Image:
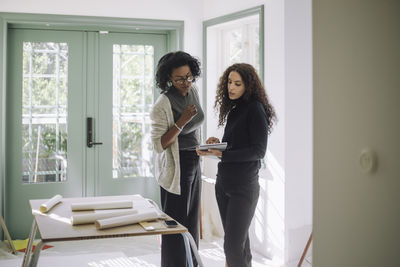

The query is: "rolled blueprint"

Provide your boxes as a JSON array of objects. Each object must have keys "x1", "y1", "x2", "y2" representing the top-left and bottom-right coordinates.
[
  {"x1": 39, "y1": 194, "x2": 62, "y2": 213},
  {"x1": 71, "y1": 200, "x2": 133, "y2": 211},
  {"x1": 95, "y1": 209, "x2": 159, "y2": 230},
  {"x1": 71, "y1": 209, "x2": 138, "y2": 225}
]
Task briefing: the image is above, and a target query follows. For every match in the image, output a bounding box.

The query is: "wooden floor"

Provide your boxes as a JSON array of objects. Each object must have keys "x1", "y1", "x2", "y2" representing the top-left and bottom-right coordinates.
[{"x1": 0, "y1": 236, "x2": 292, "y2": 267}]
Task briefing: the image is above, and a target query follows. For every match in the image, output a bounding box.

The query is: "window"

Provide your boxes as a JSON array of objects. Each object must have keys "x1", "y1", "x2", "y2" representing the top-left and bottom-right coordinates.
[
  {"x1": 203, "y1": 5, "x2": 264, "y2": 140},
  {"x1": 219, "y1": 15, "x2": 260, "y2": 74}
]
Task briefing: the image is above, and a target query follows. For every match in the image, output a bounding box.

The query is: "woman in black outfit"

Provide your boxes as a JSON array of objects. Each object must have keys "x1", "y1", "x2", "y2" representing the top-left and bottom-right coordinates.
[{"x1": 197, "y1": 63, "x2": 276, "y2": 267}]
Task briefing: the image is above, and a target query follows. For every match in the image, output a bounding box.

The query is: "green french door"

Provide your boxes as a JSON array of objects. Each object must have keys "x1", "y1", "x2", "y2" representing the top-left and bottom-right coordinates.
[
  {"x1": 6, "y1": 28, "x2": 167, "y2": 238},
  {"x1": 95, "y1": 33, "x2": 165, "y2": 198},
  {"x1": 6, "y1": 29, "x2": 86, "y2": 239}
]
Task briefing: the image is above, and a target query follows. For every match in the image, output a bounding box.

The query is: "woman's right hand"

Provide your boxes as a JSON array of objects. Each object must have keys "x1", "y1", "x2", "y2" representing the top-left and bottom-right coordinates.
[
  {"x1": 196, "y1": 147, "x2": 222, "y2": 157},
  {"x1": 176, "y1": 104, "x2": 197, "y2": 127},
  {"x1": 206, "y1": 137, "x2": 220, "y2": 144}
]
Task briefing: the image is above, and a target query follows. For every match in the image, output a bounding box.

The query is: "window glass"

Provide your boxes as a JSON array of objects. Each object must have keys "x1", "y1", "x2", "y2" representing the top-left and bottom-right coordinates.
[
  {"x1": 22, "y1": 42, "x2": 68, "y2": 183},
  {"x1": 205, "y1": 14, "x2": 261, "y2": 140}
]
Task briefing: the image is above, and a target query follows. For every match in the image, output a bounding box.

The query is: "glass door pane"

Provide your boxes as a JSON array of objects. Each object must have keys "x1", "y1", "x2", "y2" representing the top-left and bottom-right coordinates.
[
  {"x1": 22, "y1": 42, "x2": 69, "y2": 183},
  {"x1": 112, "y1": 44, "x2": 155, "y2": 179},
  {"x1": 97, "y1": 32, "x2": 167, "y2": 200}
]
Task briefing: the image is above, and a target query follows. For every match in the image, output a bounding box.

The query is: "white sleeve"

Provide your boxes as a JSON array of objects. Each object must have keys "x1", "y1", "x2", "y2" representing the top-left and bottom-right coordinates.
[{"x1": 150, "y1": 101, "x2": 169, "y2": 153}]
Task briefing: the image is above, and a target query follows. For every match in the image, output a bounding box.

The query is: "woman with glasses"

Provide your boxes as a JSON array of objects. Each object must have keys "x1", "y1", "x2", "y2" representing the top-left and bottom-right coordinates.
[
  {"x1": 150, "y1": 51, "x2": 204, "y2": 267},
  {"x1": 197, "y1": 63, "x2": 276, "y2": 267}
]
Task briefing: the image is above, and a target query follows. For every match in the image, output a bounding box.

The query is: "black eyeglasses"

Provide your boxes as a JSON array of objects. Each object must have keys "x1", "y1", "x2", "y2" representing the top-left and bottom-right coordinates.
[{"x1": 172, "y1": 75, "x2": 195, "y2": 85}]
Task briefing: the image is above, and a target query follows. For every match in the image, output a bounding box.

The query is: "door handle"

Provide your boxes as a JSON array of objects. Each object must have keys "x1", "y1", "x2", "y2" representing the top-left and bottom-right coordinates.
[{"x1": 87, "y1": 117, "x2": 103, "y2": 148}]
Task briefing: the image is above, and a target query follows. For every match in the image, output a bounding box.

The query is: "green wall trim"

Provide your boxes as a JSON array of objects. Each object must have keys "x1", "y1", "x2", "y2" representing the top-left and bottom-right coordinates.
[
  {"x1": 0, "y1": 12, "x2": 184, "y2": 50},
  {"x1": 0, "y1": 12, "x2": 184, "y2": 231},
  {"x1": 202, "y1": 5, "x2": 265, "y2": 140},
  {"x1": 0, "y1": 12, "x2": 183, "y2": 31},
  {"x1": 0, "y1": 17, "x2": 6, "y2": 239},
  {"x1": 203, "y1": 5, "x2": 264, "y2": 29}
]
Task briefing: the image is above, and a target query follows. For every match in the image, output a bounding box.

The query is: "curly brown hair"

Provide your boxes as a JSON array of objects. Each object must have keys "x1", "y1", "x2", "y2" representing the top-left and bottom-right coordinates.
[{"x1": 215, "y1": 63, "x2": 276, "y2": 134}]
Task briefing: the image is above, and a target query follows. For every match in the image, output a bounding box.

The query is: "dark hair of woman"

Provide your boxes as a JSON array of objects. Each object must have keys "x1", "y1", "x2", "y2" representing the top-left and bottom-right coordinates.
[
  {"x1": 155, "y1": 51, "x2": 201, "y2": 93},
  {"x1": 215, "y1": 63, "x2": 277, "y2": 134}
]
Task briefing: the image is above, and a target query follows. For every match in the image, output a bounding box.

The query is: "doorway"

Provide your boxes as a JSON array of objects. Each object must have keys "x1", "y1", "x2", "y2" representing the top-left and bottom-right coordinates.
[{"x1": 5, "y1": 24, "x2": 169, "y2": 238}]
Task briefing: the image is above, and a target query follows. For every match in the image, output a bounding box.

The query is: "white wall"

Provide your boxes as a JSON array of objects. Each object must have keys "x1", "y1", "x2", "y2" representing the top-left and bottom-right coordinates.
[
  {"x1": 204, "y1": 0, "x2": 313, "y2": 265},
  {"x1": 313, "y1": 1, "x2": 400, "y2": 266},
  {"x1": 284, "y1": 0, "x2": 313, "y2": 264}
]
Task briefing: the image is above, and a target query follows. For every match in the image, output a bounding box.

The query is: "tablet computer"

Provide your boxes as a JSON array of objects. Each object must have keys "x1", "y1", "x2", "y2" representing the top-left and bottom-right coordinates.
[{"x1": 198, "y1": 142, "x2": 227, "y2": 151}]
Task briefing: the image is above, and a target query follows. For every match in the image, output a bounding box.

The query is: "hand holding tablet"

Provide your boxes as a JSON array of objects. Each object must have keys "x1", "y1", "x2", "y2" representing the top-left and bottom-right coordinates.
[{"x1": 197, "y1": 142, "x2": 227, "y2": 151}]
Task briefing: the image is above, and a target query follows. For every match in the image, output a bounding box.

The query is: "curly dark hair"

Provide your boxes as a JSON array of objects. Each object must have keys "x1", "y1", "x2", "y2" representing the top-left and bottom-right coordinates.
[
  {"x1": 215, "y1": 63, "x2": 276, "y2": 134},
  {"x1": 155, "y1": 51, "x2": 201, "y2": 93}
]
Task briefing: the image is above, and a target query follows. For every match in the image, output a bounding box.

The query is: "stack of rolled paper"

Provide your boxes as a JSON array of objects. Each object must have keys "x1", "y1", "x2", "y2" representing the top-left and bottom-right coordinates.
[{"x1": 70, "y1": 199, "x2": 161, "y2": 229}]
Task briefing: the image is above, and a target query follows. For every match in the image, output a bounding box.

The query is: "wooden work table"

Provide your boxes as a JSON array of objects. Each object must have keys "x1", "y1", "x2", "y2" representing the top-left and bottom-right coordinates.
[{"x1": 22, "y1": 194, "x2": 203, "y2": 267}]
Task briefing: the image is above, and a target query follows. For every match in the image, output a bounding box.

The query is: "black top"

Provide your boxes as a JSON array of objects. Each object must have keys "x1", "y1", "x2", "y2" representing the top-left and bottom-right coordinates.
[{"x1": 217, "y1": 98, "x2": 268, "y2": 185}]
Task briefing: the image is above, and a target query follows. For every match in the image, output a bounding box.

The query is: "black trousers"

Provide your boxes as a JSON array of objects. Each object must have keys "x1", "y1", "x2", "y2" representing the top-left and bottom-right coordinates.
[
  {"x1": 215, "y1": 178, "x2": 260, "y2": 267},
  {"x1": 160, "y1": 150, "x2": 201, "y2": 267}
]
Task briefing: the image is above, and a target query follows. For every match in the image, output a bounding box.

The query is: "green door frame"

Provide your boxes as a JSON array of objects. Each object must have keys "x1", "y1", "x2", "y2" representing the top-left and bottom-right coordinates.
[{"x1": 0, "y1": 12, "x2": 184, "y2": 238}]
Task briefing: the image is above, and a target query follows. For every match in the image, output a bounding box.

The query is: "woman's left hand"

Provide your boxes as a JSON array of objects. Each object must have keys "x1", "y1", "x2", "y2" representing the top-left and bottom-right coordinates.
[{"x1": 196, "y1": 147, "x2": 222, "y2": 157}]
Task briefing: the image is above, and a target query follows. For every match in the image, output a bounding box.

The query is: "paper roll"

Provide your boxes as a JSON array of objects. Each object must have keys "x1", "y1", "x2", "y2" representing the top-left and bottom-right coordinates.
[
  {"x1": 95, "y1": 210, "x2": 159, "y2": 230},
  {"x1": 71, "y1": 209, "x2": 139, "y2": 225},
  {"x1": 39, "y1": 194, "x2": 62, "y2": 213},
  {"x1": 71, "y1": 200, "x2": 133, "y2": 211}
]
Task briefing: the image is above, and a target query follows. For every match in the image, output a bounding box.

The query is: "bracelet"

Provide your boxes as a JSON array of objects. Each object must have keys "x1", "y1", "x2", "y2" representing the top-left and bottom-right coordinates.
[{"x1": 174, "y1": 123, "x2": 182, "y2": 132}]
